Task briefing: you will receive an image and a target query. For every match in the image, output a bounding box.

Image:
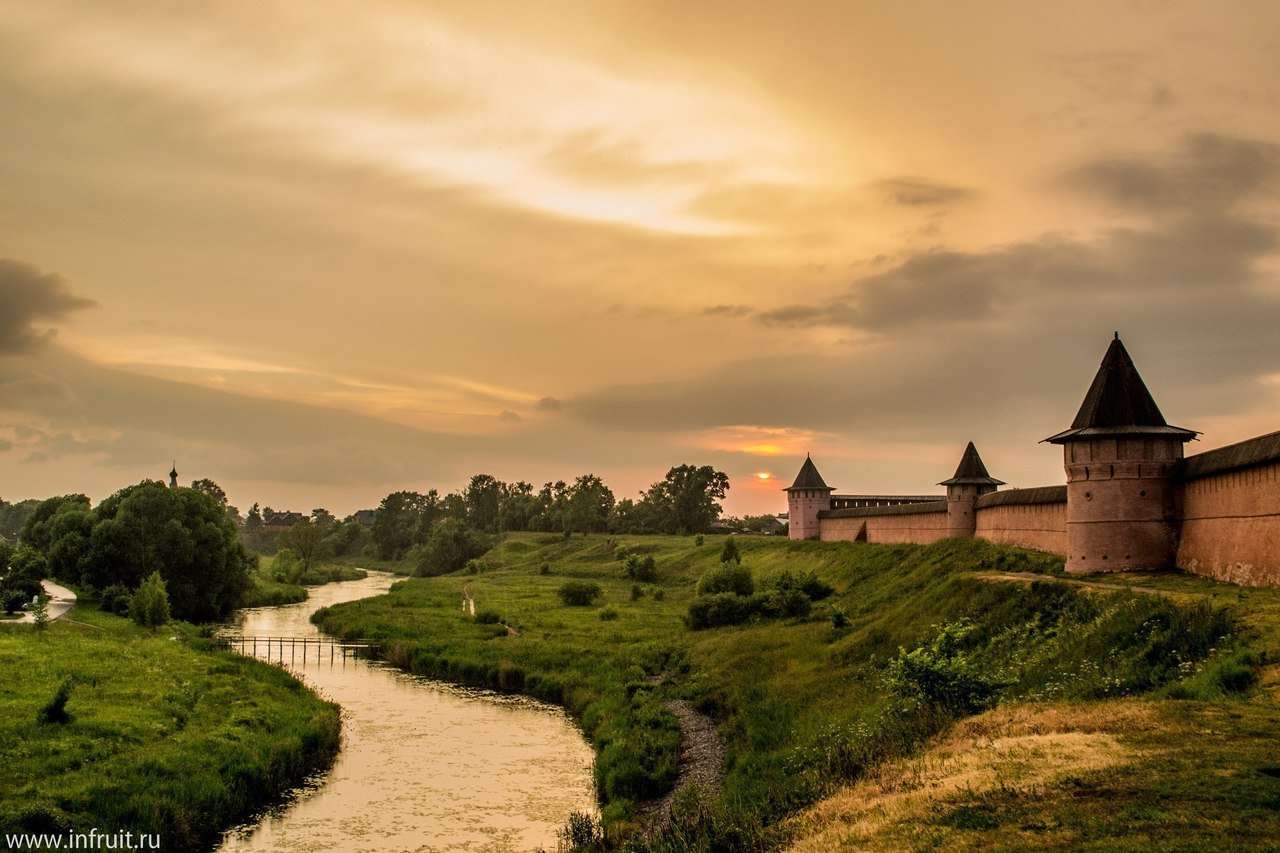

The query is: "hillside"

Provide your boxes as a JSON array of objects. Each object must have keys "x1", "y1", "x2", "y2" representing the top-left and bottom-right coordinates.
[{"x1": 313, "y1": 533, "x2": 1278, "y2": 849}]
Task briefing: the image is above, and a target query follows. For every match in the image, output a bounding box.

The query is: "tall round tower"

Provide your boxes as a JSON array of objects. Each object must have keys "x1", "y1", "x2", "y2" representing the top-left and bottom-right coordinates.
[
  {"x1": 1046, "y1": 335, "x2": 1196, "y2": 574},
  {"x1": 939, "y1": 442, "x2": 1003, "y2": 538},
  {"x1": 785, "y1": 454, "x2": 834, "y2": 541}
]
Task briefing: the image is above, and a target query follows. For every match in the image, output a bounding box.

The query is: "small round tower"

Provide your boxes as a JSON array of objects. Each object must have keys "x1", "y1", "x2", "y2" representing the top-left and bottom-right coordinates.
[
  {"x1": 785, "y1": 454, "x2": 834, "y2": 541},
  {"x1": 1046, "y1": 334, "x2": 1196, "y2": 574},
  {"x1": 939, "y1": 442, "x2": 1003, "y2": 538}
]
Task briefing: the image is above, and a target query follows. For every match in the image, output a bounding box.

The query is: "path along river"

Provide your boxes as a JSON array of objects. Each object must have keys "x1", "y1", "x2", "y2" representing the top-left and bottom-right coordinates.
[{"x1": 217, "y1": 570, "x2": 596, "y2": 852}]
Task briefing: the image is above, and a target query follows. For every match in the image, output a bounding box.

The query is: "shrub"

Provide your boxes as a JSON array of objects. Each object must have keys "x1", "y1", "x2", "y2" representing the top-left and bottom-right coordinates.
[
  {"x1": 624, "y1": 554, "x2": 658, "y2": 582},
  {"x1": 631, "y1": 584, "x2": 645, "y2": 601},
  {"x1": 831, "y1": 609, "x2": 849, "y2": 629},
  {"x1": 129, "y1": 571, "x2": 171, "y2": 631},
  {"x1": 37, "y1": 677, "x2": 75, "y2": 724},
  {"x1": 654, "y1": 589, "x2": 665, "y2": 601},
  {"x1": 720, "y1": 537, "x2": 741, "y2": 564},
  {"x1": 31, "y1": 595, "x2": 49, "y2": 631},
  {"x1": 558, "y1": 581, "x2": 603, "y2": 606},
  {"x1": 539, "y1": 563, "x2": 551, "y2": 575},
  {"x1": 272, "y1": 548, "x2": 304, "y2": 584},
  {"x1": 696, "y1": 563, "x2": 754, "y2": 597},
  {"x1": 600, "y1": 607, "x2": 619, "y2": 621},
  {"x1": 687, "y1": 592, "x2": 761, "y2": 630},
  {"x1": 475, "y1": 609, "x2": 502, "y2": 625},
  {"x1": 99, "y1": 583, "x2": 133, "y2": 616},
  {"x1": 760, "y1": 587, "x2": 811, "y2": 619},
  {"x1": 695, "y1": 534, "x2": 705, "y2": 547},
  {"x1": 2, "y1": 588, "x2": 27, "y2": 614},
  {"x1": 414, "y1": 518, "x2": 490, "y2": 576},
  {"x1": 884, "y1": 620, "x2": 1001, "y2": 715},
  {"x1": 768, "y1": 569, "x2": 834, "y2": 601},
  {"x1": 558, "y1": 811, "x2": 603, "y2": 849}
]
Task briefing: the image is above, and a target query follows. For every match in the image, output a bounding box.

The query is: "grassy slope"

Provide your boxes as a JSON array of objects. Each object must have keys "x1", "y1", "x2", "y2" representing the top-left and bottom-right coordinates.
[
  {"x1": 0, "y1": 606, "x2": 341, "y2": 851},
  {"x1": 314, "y1": 533, "x2": 1267, "y2": 848}
]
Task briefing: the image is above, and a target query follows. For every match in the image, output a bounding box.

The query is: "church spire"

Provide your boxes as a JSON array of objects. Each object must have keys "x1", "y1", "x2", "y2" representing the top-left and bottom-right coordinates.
[{"x1": 169, "y1": 461, "x2": 178, "y2": 489}]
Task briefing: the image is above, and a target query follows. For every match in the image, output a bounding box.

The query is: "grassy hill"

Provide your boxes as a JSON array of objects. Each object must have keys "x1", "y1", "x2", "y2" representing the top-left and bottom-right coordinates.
[
  {"x1": 313, "y1": 533, "x2": 1278, "y2": 849},
  {"x1": 0, "y1": 605, "x2": 340, "y2": 851}
]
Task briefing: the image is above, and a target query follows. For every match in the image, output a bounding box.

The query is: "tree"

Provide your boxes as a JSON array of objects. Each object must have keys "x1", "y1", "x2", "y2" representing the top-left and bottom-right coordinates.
[
  {"x1": 191, "y1": 479, "x2": 228, "y2": 506},
  {"x1": 372, "y1": 491, "x2": 438, "y2": 560},
  {"x1": 566, "y1": 474, "x2": 615, "y2": 533},
  {"x1": 311, "y1": 507, "x2": 336, "y2": 527},
  {"x1": 20, "y1": 495, "x2": 91, "y2": 553},
  {"x1": 463, "y1": 474, "x2": 504, "y2": 533},
  {"x1": 282, "y1": 520, "x2": 329, "y2": 577},
  {"x1": 245, "y1": 503, "x2": 263, "y2": 531},
  {"x1": 2, "y1": 544, "x2": 46, "y2": 604},
  {"x1": 636, "y1": 465, "x2": 731, "y2": 534},
  {"x1": 498, "y1": 481, "x2": 539, "y2": 532},
  {"x1": 413, "y1": 518, "x2": 488, "y2": 577},
  {"x1": 129, "y1": 571, "x2": 171, "y2": 631},
  {"x1": 720, "y1": 537, "x2": 741, "y2": 565},
  {"x1": 76, "y1": 481, "x2": 252, "y2": 622},
  {"x1": 31, "y1": 593, "x2": 48, "y2": 631}
]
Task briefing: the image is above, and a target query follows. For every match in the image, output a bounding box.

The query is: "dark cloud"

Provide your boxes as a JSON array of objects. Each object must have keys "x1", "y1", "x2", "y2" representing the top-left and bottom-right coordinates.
[
  {"x1": 1060, "y1": 133, "x2": 1280, "y2": 212},
  {"x1": 498, "y1": 409, "x2": 521, "y2": 422},
  {"x1": 535, "y1": 396, "x2": 563, "y2": 411},
  {"x1": 873, "y1": 177, "x2": 977, "y2": 207},
  {"x1": 0, "y1": 259, "x2": 95, "y2": 353},
  {"x1": 702, "y1": 304, "x2": 754, "y2": 318}
]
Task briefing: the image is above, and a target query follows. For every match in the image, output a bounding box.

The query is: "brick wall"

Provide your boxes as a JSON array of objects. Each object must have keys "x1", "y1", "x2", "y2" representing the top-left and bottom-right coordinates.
[
  {"x1": 974, "y1": 486, "x2": 1067, "y2": 555},
  {"x1": 818, "y1": 501, "x2": 948, "y2": 544}
]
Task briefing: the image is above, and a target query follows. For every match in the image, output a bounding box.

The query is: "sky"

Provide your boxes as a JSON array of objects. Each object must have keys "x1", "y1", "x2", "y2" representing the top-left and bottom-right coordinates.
[{"x1": 3, "y1": 0, "x2": 1280, "y2": 517}]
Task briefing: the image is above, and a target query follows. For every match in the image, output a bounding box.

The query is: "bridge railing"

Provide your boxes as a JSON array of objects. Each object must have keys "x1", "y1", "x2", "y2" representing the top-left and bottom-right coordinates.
[{"x1": 214, "y1": 634, "x2": 385, "y2": 666}]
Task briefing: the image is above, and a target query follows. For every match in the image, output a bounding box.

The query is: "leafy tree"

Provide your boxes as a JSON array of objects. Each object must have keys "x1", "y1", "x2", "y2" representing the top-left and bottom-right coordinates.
[
  {"x1": 191, "y1": 479, "x2": 228, "y2": 506},
  {"x1": 31, "y1": 594, "x2": 48, "y2": 631},
  {"x1": 636, "y1": 465, "x2": 730, "y2": 534},
  {"x1": 413, "y1": 518, "x2": 488, "y2": 577},
  {"x1": 0, "y1": 498, "x2": 39, "y2": 540},
  {"x1": 372, "y1": 490, "x2": 439, "y2": 560},
  {"x1": 2, "y1": 544, "x2": 46, "y2": 604},
  {"x1": 129, "y1": 571, "x2": 171, "y2": 631},
  {"x1": 720, "y1": 537, "x2": 741, "y2": 565},
  {"x1": 272, "y1": 548, "x2": 305, "y2": 584},
  {"x1": 282, "y1": 520, "x2": 329, "y2": 576},
  {"x1": 498, "y1": 481, "x2": 540, "y2": 532},
  {"x1": 245, "y1": 503, "x2": 263, "y2": 530},
  {"x1": 464, "y1": 474, "x2": 504, "y2": 533},
  {"x1": 311, "y1": 507, "x2": 336, "y2": 527},
  {"x1": 566, "y1": 474, "x2": 615, "y2": 533},
  {"x1": 20, "y1": 494, "x2": 91, "y2": 552},
  {"x1": 81, "y1": 481, "x2": 252, "y2": 622}
]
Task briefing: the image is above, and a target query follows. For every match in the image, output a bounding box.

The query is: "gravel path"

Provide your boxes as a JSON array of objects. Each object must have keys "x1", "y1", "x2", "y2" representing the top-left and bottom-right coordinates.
[
  {"x1": 645, "y1": 699, "x2": 726, "y2": 831},
  {"x1": 11, "y1": 580, "x2": 77, "y2": 625}
]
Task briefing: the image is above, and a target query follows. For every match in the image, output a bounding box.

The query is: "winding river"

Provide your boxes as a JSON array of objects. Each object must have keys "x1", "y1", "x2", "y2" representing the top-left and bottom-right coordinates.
[{"x1": 217, "y1": 571, "x2": 597, "y2": 852}]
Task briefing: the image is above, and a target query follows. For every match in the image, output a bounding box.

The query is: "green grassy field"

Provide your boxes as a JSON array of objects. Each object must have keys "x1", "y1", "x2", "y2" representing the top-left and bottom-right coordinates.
[
  {"x1": 313, "y1": 533, "x2": 1269, "y2": 848},
  {"x1": 0, "y1": 605, "x2": 341, "y2": 851}
]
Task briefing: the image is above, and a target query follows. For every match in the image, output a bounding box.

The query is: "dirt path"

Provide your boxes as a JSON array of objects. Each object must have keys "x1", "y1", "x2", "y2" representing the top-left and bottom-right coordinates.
[
  {"x1": 461, "y1": 583, "x2": 519, "y2": 635},
  {"x1": 12, "y1": 580, "x2": 77, "y2": 625},
  {"x1": 975, "y1": 571, "x2": 1207, "y2": 601},
  {"x1": 644, "y1": 699, "x2": 726, "y2": 832}
]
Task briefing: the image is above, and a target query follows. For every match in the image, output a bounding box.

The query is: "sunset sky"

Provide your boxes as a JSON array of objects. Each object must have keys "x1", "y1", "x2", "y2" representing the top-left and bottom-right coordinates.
[{"x1": 3, "y1": 1, "x2": 1280, "y2": 516}]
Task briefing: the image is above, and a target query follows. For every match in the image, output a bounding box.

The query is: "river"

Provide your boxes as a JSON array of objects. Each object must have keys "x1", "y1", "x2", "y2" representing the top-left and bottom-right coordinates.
[{"x1": 216, "y1": 571, "x2": 597, "y2": 852}]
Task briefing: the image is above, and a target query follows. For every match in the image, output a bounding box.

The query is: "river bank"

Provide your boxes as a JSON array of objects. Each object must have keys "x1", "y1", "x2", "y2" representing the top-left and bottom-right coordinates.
[
  {"x1": 0, "y1": 603, "x2": 341, "y2": 851},
  {"x1": 314, "y1": 533, "x2": 1280, "y2": 849}
]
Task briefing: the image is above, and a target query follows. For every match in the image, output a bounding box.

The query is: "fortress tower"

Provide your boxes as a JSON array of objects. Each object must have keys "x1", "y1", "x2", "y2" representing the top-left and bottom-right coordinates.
[
  {"x1": 785, "y1": 454, "x2": 834, "y2": 540},
  {"x1": 939, "y1": 442, "x2": 1003, "y2": 538},
  {"x1": 1046, "y1": 335, "x2": 1196, "y2": 574}
]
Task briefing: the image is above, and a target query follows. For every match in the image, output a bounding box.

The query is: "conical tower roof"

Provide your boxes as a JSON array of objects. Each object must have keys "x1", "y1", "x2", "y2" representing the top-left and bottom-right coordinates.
[
  {"x1": 1046, "y1": 335, "x2": 1196, "y2": 443},
  {"x1": 939, "y1": 442, "x2": 1005, "y2": 486},
  {"x1": 786, "y1": 454, "x2": 832, "y2": 491}
]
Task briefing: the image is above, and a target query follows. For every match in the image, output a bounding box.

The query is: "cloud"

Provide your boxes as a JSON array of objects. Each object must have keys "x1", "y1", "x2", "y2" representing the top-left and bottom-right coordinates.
[
  {"x1": 1059, "y1": 133, "x2": 1280, "y2": 212},
  {"x1": 535, "y1": 396, "x2": 563, "y2": 411},
  {"x1": 0, "y1": 259, "x2": 95, "y2": 353},
  {"x1": 702, "y1": 304, "x2": 754, "y2": 318},
  {"x1": 873, "y1": 177, "x2": 976, "y2": 207},
  {"x1": 498, "y1": 409, "x2": 521, "y2": 422}
]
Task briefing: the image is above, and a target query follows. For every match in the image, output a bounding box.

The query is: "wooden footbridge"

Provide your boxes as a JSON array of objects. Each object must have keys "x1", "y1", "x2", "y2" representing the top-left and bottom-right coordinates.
[{"x1": 215, "y1": 634, "x2": 384, "y2": 667}]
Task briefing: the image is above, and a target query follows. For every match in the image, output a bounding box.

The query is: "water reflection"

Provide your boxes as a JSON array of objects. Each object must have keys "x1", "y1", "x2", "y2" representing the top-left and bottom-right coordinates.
[{"x1": 217, "y1": 572, "x2": 596, "y2": 852}]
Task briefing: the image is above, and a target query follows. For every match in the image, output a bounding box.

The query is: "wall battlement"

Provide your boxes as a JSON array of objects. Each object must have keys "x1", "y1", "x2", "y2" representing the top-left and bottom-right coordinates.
[{"x1": 785, "y1": 337, "x2": 1280, "y2": 586}]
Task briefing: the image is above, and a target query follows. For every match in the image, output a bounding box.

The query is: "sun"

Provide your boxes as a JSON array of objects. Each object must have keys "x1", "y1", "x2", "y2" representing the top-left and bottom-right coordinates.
[{"x1": 755, "y1": 472, "x2": 773, "y2": 481}]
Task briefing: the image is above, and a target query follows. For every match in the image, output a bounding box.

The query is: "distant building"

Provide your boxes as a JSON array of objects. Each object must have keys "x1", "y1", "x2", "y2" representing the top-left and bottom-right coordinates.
[
  {"x1": 351, "y1": 509, "x2": 377, "y2": 526},
  {"x1": 262, "y1": 509, "x2": 307, "y2": 528},
  {"x1": 169, "y1": 462, "x2": 178, "y2": 489},
  {"x1": 785, "y1": 334, "x2": 1280, "y2": 586}
]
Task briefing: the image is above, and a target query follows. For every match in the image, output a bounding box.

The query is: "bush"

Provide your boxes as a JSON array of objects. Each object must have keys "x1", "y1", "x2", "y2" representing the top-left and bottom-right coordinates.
[
  {"x1": 558, "y1": 581, "x2": 603, "y2": 606},
  {"x1": 599, "y1": 607, "x2": 619, "y2": 621},
  {"x1": 696, "y1": 563, "x2": 754, "y2": 597},
  {"x1": 654, "y1": 589, "x2": 665, "y2": 601},
  {"x1": 475, "y1": 609, "x2": 502, "y2": 625},
  {"x1": 884, "y1": 620, "x2": 1001, "y2": 715},
  {"x1": 129, "y1": 571, "x2": 171, "y2": 631},
  {"x1": 831, "y1": 609, "x2": 849, "y2": 629},
  {"x1": 630, "y1": 584, "x2": 645, "y2": 601},
  {"x1": 760, "y1": 587, "x2": 811, "y2": 619},
  {"x1": 98, "y1": 583, "x2": 133, "y2": 616},
  {"x1": 37, "y1": 677, "x2": 75, "y2": 724},
  {"x1": 695, "y1": 534, "x2": 705, "y2": 547},
  {"x1": 687, "y1": 592, "x2": 761, "y2": 630},
  {"x1": 558, "y1": 811, "x2": 603, "y2": 849},
  {"x1": 624, "y1": 554, "x2": 657, "y2": 582},
  {"x1": 768, "y1": 569, "x2": 834, "y2": 601},
  {"x1": 539, "y1": 563, "x2": 551, "y2": 575},
  {"x1": 720, "y1": 537, "x2": 741, "y2": 565},
  {"x1": 2, "y1": 588, "x2": 27, "y2": 614}
]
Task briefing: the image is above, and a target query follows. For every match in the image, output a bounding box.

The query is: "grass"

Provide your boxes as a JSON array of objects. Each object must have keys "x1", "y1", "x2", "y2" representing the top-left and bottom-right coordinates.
[
  {"x1": 313, "y1": 532, "x2": 1262, "y2": 848},
  {"x1": 241, "y1": 555, "x2": 369, "y2": 607},
  {"x1": 0, "y1": 604, "x2": 341, "y2": 851}
]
